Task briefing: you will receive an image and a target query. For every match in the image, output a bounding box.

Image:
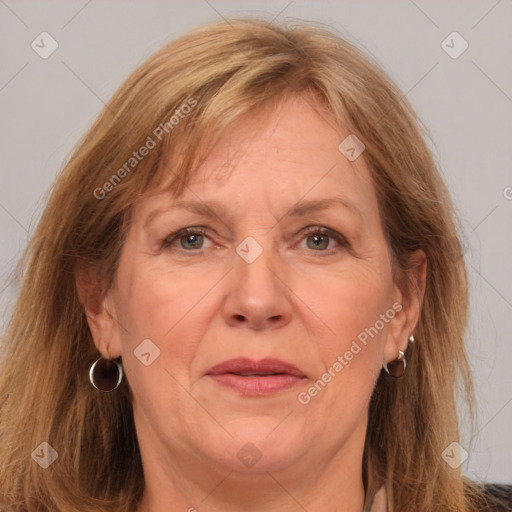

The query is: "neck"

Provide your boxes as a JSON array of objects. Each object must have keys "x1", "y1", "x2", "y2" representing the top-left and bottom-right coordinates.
[
  {"x1": 134, "y1": 418, "x2": 368, "y2": 512},
  {"x1": 136, "y1": 466, "x2": 365, "y2": 512}
]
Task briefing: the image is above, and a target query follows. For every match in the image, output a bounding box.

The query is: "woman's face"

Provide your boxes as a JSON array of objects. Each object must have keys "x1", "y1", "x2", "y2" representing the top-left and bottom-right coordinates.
[{"x1": 88, "y1": 94, "x2": 414, "y2": 480}]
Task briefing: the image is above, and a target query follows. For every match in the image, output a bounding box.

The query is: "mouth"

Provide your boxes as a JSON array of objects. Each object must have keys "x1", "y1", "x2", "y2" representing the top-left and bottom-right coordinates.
[{"x1": 205, "y1": 357, "x2": 307, "y2": 396}]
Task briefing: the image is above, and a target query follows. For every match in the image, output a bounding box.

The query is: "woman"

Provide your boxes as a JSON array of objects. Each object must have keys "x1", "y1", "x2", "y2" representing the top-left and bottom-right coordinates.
[{"x1": 0, "y1": 17, "x2": 509, "y2": 512}]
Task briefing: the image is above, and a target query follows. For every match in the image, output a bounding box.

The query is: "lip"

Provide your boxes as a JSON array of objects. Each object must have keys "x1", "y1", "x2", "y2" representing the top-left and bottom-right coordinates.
[{"x1": 205, "y1": 357, "x2": 307, "y2": 396}]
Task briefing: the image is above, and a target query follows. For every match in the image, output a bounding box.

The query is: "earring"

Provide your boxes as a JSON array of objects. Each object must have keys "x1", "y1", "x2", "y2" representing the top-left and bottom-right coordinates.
[
  {"x1": 383, "y1": 335, "x2": 414, "y2": 378},
  {"x1": 89, "y1": 357, "x2": 123, "y2": 392}
]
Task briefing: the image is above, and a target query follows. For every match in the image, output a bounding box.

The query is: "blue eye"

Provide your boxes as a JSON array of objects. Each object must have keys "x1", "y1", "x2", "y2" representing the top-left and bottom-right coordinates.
[
  {"x1": 306, "y1": 232, "x2": 330, "y2": 250},
  {"x1": 162, "y1": 226, "x2": 349, "y2": 255},
  {"x1": 163, "y1": 227, "x2": 210, "y2": 251},
  {"x1": 179, "y1": 232, "x2": 205, "y2": 250},
  {"x1": 300, "y1": 226, "x2": 349, "y2": 254}
]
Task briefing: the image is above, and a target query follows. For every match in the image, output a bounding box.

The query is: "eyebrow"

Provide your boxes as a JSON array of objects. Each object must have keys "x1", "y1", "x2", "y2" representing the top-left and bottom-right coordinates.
[{"x1": 144, "y1": 196, "x2": 362, "y2": 229}]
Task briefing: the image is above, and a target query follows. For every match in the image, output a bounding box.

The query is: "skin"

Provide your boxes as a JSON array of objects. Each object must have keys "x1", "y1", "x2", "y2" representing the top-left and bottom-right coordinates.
[{"x1": 83, "y1": 93, "x2": 426, "y2": 512}]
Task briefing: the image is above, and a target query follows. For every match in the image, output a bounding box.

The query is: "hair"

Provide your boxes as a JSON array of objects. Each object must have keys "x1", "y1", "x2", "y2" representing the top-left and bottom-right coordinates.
[{"x1": 0, "y1": 17, "x2": 494, "y2": 512}]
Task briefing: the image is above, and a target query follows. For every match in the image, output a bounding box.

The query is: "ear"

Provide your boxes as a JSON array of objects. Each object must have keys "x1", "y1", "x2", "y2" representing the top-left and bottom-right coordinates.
[
  {"x1": 76, "y1": 264, "x2": 122, "y2": 359},
  {"x1": 383, "y1": 249, "x2": 427, "y2": 364}
]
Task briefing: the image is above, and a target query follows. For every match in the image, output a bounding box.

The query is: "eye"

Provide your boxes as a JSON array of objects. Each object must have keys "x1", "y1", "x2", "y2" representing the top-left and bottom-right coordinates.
[
  {"x1": 162, "y1": 227, "x2": 212, "y2": 251},
  {"x1": 162, "y1": 225, "x2": 349, "y2": 255},
  {"x1": 299, "y1": 226, "x2": 349, "y2": 254}
]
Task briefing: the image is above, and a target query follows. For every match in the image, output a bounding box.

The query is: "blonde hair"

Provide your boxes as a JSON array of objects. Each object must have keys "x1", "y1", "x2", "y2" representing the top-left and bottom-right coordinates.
[{"x1": 0, "y1": 17, "x2": 490, "y2": 511}]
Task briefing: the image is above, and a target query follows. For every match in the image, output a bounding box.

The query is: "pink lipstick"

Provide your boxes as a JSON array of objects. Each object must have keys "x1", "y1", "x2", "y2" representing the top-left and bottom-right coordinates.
[{"x1": 205, "y1": 357, "x2": 306, "y2": 396}]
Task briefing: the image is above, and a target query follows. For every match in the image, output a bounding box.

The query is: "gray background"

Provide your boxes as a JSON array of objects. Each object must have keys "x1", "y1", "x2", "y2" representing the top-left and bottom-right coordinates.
[{"x1": 1, "y1": 0, "x2": 511, "y2": 484}]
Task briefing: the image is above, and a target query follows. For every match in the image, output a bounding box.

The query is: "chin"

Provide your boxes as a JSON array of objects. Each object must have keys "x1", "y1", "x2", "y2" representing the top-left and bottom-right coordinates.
[{"x1": 212, "y1": 416, "x2": 310, "y2": 473}]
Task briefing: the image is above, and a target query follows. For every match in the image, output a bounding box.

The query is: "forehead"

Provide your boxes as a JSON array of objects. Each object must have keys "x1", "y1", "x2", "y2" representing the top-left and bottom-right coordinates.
[{"x1": 136, "y1": 94, "x2": 378, "y2": 223}]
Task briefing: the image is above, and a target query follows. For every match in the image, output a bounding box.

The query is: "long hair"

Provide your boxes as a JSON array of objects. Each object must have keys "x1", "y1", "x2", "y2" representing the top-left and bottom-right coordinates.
[{"x1": 0, "y1": 17, "x2": 488, "y2": 511}]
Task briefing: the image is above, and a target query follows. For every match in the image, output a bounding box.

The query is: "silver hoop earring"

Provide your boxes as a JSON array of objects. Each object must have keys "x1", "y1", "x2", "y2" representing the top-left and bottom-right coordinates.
[
  {"x1": 383, "y1": 335, "x2": 414, "y2": 378},
  {"x1": 89, "y1": 357, "x2": 123, "y2": 392}
]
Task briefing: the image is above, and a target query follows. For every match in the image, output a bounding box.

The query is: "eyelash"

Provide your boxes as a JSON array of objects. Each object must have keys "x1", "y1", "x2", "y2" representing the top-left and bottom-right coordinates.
[{"x1": 162, "y1": 226, "x2": 350, "y2": 256}]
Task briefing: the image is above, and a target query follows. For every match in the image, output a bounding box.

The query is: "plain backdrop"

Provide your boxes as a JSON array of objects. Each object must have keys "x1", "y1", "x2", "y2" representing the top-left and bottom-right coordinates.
[{"x1": 1, "y1": 0, "x2": 511, "y2": 484}]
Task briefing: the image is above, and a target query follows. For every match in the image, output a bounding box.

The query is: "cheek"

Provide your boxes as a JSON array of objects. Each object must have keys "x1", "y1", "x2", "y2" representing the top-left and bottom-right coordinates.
[
  {"x1": 295, "y1": 264, "x2": 394, "y2": 415},
  {"x1": 110, "y1": 262, "x2": 211, "y2": 421},
  {"x1": 112, "y1": 256, "x2": 218, "y2": 370},
  {"x1": 294, "y1": 262, "x2": 393, "y2": 355}
]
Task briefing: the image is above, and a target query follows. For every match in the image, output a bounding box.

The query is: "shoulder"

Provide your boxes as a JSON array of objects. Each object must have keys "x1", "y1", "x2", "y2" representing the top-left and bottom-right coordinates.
[
  {"x1": 365, "y1": 482, "x2": 512, "y2": 511},
  {"x1": 471, "y1": 483, "x2": 512, "y2": 512},
  {"x1": 484, "y1": 484, "x2": 512, "y2": 511}
]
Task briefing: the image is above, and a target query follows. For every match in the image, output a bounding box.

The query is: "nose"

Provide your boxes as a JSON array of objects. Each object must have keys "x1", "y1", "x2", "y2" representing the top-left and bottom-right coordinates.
[{"x1": 222, "y1": 242, "x2": 293, "y2": 331}]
